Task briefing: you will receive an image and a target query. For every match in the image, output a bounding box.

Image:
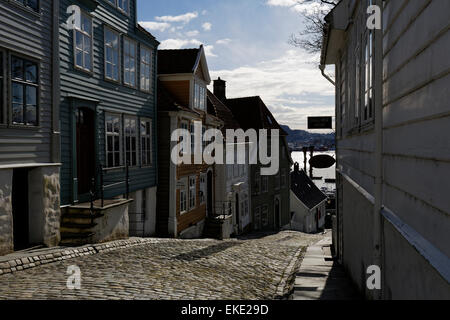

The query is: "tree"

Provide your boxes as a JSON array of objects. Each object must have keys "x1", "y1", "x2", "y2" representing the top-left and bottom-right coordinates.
[{"x1": 289, "y1": 0, "x2": 338, "y2": 54}]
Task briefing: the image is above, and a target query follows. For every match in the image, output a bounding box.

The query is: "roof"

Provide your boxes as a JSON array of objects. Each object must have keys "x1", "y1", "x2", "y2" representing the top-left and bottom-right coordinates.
[
  {"x1": 291, "y1": 168, "x2": 327, "y2": 210},
  {"x1": 225, "y1": 96, "x2": 288, "y2": 135},
  {"x1": 157, "y1": 80, "x2": 201, "y2": 116},
  {"x1": 158, "y1": 48, "x2": 200, "y2": 74},
  {"x1": 207, "y1": 90, "x2": 240, "y2": 134},
  {"x1": 157, "y1": 46, "x2": 211, "y2": 83}
]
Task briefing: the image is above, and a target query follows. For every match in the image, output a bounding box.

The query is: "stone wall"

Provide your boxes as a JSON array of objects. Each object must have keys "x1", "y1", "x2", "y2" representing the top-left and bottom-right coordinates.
[{"x1": 0, "y1": 169, "x2": 13, "y2": 255}]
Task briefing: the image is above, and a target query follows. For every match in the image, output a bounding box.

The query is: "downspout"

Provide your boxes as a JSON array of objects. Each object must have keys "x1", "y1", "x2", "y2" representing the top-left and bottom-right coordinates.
[
  {"x1": 319, "y1": 64, "x2": 335, "y2": 86},
  {"x1": 373, "y1": 0, "x2": 384, "y2": 300}
]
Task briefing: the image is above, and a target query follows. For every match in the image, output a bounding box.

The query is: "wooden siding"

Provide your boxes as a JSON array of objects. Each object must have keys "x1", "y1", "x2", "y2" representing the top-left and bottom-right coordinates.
[
  {"x1": 0, "y1": 0, "x2": 55, "y2": 165},
  {"x1": 161, "y1": 80, "x2": 190, "y2": 106},
  {"x1": 59, "y1": 0, "x2": 158, "y2": 205}
]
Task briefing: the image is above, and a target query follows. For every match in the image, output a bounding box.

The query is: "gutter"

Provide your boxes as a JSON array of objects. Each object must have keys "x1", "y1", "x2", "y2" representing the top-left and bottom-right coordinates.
[{"x1": 320, "y1": 64, "x2": 335, "y2": 86}]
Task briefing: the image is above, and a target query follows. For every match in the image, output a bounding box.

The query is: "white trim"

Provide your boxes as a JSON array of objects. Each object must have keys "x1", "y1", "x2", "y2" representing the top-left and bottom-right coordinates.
[{"x1": 0, "y1": 163, "x2": 61, "y2": 170}]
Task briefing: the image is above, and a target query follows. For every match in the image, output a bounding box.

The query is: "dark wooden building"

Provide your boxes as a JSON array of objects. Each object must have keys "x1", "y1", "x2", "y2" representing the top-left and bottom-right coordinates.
[
  {"x1": 58, "y1": 0, "x2": 159, "y2": 244},
  {"x1": 0, "y1": 0, "x2": 61, "y2": 255}
]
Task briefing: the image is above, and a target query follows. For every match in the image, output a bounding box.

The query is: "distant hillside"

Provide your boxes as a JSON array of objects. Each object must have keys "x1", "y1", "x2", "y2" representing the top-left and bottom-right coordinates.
[{"x1": 281, "y1": 125, "x2": 335, "y2": 148}]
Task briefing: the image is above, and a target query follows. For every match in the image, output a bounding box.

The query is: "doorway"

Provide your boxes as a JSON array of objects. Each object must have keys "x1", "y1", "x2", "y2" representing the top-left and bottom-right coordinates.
[
  {"x1": 12, "y1": 168, "x2": 29, "y2": 250},
  {"x1": 274, "y1": 197, "x2": 281, "y2": 230},
  {"x1": 207, "y1": 170, "x2": 213, "y2": 216},
  {"x1": 76, "y1": 108, "x2": 96, "y2": 198}
]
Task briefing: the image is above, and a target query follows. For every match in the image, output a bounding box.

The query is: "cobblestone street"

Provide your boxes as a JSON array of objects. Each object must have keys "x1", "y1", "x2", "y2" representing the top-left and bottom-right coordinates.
[{"x1": 0, "y1": 231, "x2": 324, "y2": 300}]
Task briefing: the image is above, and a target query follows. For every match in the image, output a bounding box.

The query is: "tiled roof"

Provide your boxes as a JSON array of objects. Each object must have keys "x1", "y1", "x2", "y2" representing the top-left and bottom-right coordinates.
[
  {"x1": 291, "y1": 169, "x2": 327, "y2": 210},
  {"x1": 158, "y1": 48, "x2": 200, "y2": 75},
  {"x1": 207, "y1": 90, "x2": 240, "y2": 133}
]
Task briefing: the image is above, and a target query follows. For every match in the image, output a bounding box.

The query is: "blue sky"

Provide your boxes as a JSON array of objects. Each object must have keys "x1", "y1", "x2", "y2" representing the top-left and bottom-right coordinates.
[{"x1": 137, "y1": 0, "x2": 335, "y2": 131}]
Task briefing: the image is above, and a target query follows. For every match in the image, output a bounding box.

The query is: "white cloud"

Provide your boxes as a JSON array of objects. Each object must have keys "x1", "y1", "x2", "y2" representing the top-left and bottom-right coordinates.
[
  {"x1": 203, "y1": 45, "x2": 217, "y2": 58},
  {"x1": 159, "y1": 38, "x2": 202, "y2": 50},
  {"x1": 201, "y1": 10, "x2": 208, "y2": 15},
  {"x1": 216, "y1": 38, "x2": 232, "y2": 45},
  {"x1": 266, "y1": 0, "x2": 325, "y2": 15},
  {"x1": 210, "y1": 49, "x2": 335, "y2": 130},
  {"x1": 202, "y1": 22, "x2": 212, "y2": 31},
  {"x1": 155, "y1": 11, "x2": 199, "y2": 24},
  {"x1": 139, "y1": 21, "x2": 171, "y2": 32},
  {"x1": 185, "y1": 30, "x2": 200, "y2": 37}
]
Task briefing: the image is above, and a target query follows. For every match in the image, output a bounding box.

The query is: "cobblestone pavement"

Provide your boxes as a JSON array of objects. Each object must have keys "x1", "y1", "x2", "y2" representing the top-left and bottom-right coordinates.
[{"x1": 0, "y1": 231, "x2": 324, "y2": 300}]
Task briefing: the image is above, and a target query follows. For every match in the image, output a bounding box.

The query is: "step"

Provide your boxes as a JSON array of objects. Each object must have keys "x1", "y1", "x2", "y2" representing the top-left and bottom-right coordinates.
[
  {"x1": 61, "y1": 231, "x2": 95, "y2": 240},
  {"x1": 60, "y1": 223, "x2": 97, "y2": 234}
]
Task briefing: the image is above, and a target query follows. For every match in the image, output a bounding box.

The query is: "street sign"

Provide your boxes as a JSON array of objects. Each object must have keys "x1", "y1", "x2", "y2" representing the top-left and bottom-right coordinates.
[
  {"x1": 309, "y1": 155, "x2": 336, "y2": 169},
  {"x1": 308, "y1": 117, "x2": 333, "y2": 129}
]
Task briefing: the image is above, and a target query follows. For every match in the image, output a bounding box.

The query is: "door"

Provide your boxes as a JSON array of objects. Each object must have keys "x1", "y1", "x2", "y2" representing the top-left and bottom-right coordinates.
[
  {"x1": 12, "y1": 168, "x2": 29, "y2": 250},
  {"x1": 207, "y1": 171, "x2": 213, "y2": 216},
  {"x1": 275, "y1": 198, "x2": 281, "y2": 230},
  {"x1": 76, "y1": 108, "x2": 95, "y2": 197}
]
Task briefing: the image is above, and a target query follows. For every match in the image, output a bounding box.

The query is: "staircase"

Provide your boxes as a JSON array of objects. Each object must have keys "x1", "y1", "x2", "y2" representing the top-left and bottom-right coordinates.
[
  {"x1": 60, "y1": 206, "x2": 104, "y2": 246},
  {"x1": 203, "y1": 217, "x2": 225, "y2": 240}
]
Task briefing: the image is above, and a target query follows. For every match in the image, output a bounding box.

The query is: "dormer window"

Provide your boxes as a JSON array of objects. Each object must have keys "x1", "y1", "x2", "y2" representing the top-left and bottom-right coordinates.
[
  {"x1": 194, "y1": 82, "x2": 206, "y2": 111},
  {"x1": 106, "y1": 0, "x2": 129, "y2": 15}
]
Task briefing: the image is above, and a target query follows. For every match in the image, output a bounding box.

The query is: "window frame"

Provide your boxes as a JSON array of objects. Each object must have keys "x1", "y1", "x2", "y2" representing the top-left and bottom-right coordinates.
[
  {"x1": 123, "y1": 36, "x2": 137, "y2": 88},
  {"x1": 193, "y1": 81, "x2": 206, "y2": 111},
  {"x1": 117, "y1": 0, "x2": 130, "y2": 16},
  {"x1": 199, "y1": 173, "x2": 206, "y2": 205},
  {"x1": 139, "y1": 44, "x2": 152, "y2": 93},
  {"x1": 140, "y1": 117, "x2": 153, "y2": 168},
  {"x1": 105, "y1": 112, "x2": 123, "y2": 169},
  {"x1": 104, "y1": 26, "x2": 121, "y2": 83},
  {"x1": 10, "y1": 54, "x2": 40, "y2": 127},
  {"x1": 179, "y1": 177, "x2": 188, "y2": 215},
  {"x1": 73, "y1": 10, "x2": 94, "y2": 74},
  {"x1": 188, "y1": 175, "x2": 197, "y2": 211},
  {"x1": 12, "y1": 0, "x2": 40, "y2": 14},
  {"x1": 124, "y1": 115, "x2": 138, "y2": 167}
]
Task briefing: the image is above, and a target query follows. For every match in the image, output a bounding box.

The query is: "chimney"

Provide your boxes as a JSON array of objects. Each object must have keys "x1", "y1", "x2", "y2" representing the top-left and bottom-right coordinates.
[
  {"x1": 214, "y1": 77, "x2": 226, "y2": 103},
  {"x1": 294, "y1": 162, "x2": 300, "y2": 173}
]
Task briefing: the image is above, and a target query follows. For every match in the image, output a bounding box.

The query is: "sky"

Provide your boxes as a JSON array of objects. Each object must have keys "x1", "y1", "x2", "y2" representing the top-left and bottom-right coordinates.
[{"x1": 137, "y1": 0, "x2": 335, "y2": 131}]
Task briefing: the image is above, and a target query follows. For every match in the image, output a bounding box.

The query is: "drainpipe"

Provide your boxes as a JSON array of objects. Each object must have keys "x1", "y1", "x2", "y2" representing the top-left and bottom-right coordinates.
[
  {"x1": 319, "y1": 65, "x2": 335, "y2": 86},
  {"x1": 373, "y1": 0, "x2": 384, "y2": 300}
]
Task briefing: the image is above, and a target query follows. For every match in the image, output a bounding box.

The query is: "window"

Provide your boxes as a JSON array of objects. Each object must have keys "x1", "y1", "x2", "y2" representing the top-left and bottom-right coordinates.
[
  {"x1": 355, "y1": 45, "x2": 361, "y2": 126},
  {"x1": 194, "y1": 82, "x2": 206, "y2": 111},
  {"x1": 189, "y1": 176, "x2": 197, "y2": 210},
  {"x1": 180, "y1": 180, "x2": 187, "y2": 214},
  {"x1": 199, "y1": 174, "x2": 206, "y2": 205},
  {"x1": 140, "y1": 46, "x2": 152, "y2": 92},
  {"x1": 254, "y1": 207, "x2": 261, "y2": 231},
  {"x1": 364, "y1": 30, "x2": 374, "y2": 122},
  {"x1": 123, "y1": 38, "x2": 136, "y2": 87},
  {"x1": 253, "y1": 170, "x2": 261, "y2": 195},
  {"x1": 275, "y1": 171, "x2": 280, "y2": 190},
  {"x1": 281, "y1": 170, "x2": 287, "y2": 188},
  {"x1": 105, "y1": 113, "x2": 122, "y2": 168},
  {"x1": 190, "y1": 123, "x2": 195, "y2": 155},
  {"x1": 118, "y1": 0, "x2": 129, "y2": 15},
  {"x1": 0, "y1": 52, "x2": 4, "y2": 124},
  {"x1": 104, "y1": 27, "x2": 120, "y2": 82},
  {"x1": 74, "y1": 12, "x2": 92, "y2": 72},
  {"x1": 140, "y1": 119, "x2": 152, "y2": 167},
  {"x1": 180, "y1": 121, "x2": 189, "y2": 155},
  {"x1": 14, "y1": 0, "x2": 39, "y2": 12},
  {"x1": 124, "y1": 116, "x2": 137, "y2": 167},
  {"x1": 262, "y1": 176, "x2": 268, "y2": 193},
  {"x1": 11, "y1": 56, "x2": 38, "y2": 126},
  {"x1": 261, "y1": 205, "x2": 269, "y2": 227}
]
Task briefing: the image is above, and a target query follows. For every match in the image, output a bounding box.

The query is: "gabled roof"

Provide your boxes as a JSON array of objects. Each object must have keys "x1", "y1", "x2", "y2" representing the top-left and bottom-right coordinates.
[
  {"x1": 158, "y1": 45, "x2": 211, "y2": 83},
  {"x1": 225, "y1": 96, "x2": 288, "y2": 135},
  {"x1": 207, "y1": 90, "x2": 240, "y2": 134},
  {"x1": 157, "y1": 80, "x2": 201, "y2": 116},
  {"x1": 291, "y1": 168, "x2": 328, "y2": 210}
]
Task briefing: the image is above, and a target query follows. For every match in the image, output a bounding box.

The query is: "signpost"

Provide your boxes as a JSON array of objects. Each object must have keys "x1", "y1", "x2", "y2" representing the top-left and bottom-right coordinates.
[{"x1": 308, "y1": 117, "x2": 333, "y2": 130}]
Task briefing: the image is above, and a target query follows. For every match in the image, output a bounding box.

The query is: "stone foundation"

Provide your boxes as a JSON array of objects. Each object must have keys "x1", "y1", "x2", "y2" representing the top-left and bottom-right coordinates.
[{"x1": 0, "y1": 169, "x2": 13, "y2": 256}]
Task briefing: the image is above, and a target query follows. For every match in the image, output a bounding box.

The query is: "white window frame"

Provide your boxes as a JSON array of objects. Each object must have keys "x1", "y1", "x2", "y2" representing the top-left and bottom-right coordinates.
[
  {"x1": 140, "y1": 45, "x2": 152, "y2": 93},
  {"x1": 140, "y1": 118, "x2": 152, "y2": 167},
  {"x1": 105, "y1": 113, "x2": 122, "y2": 168},
  {"x1": 123, "y1": 37, "x2": 137, "y2": 88},
  {"x1": 74, "y1": 11, "x2": 93, "y2": 73},
  {"x1": 179, "y1": 177, "x2": 188, "y2": 215},
  {"x1": 193, "y1": 81, "x2": 206, "y2": 111},
  {"x1": 199, "y1": 173, "x2": 206, "y2": 205},
  {"x1": 124, "y1": 116, "x2": 138, "y2": 167},
  {"x1": 104, "y1": 26, "x2": 120, "y2": 82},
  {"x1": 189, "y1": 175, "x2": 197, "y2": 211}
]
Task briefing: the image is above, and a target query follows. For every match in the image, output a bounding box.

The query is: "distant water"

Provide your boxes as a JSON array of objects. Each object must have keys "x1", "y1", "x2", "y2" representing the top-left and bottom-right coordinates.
[{"x1": 291, "y1": 151, "x2": 336, "y2": 193}]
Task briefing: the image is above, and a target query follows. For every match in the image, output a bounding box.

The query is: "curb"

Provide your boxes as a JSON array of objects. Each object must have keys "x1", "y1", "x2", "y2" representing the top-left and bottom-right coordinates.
[{"x1": 0, "y1": 238, "x2": 157, "y2": 276}]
